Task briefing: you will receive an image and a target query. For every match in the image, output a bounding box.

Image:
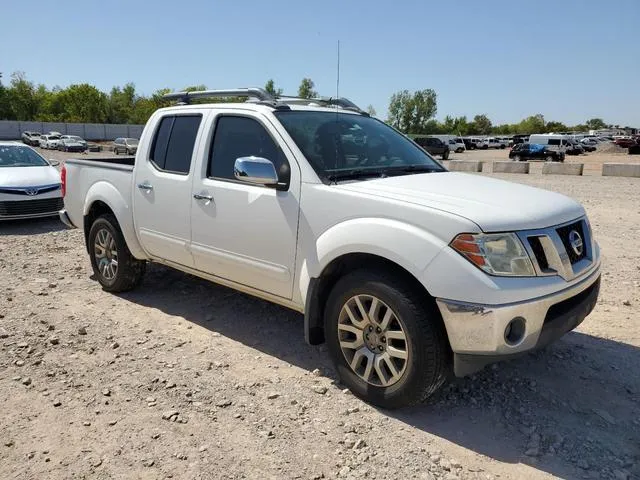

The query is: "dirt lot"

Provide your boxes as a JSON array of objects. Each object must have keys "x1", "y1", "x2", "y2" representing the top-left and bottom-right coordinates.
[{"x1": 1, "y1": 166, "x2": 639, "y2": 479}]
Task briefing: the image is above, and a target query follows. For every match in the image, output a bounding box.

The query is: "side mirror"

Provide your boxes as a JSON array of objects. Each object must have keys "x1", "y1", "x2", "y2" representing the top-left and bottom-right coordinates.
[
  {"x1": 234, "y1": 156, "x2": 279, "y2": 186},
  {"x1": 49, "y1": 160, "x2": 60, "y2": 167}
]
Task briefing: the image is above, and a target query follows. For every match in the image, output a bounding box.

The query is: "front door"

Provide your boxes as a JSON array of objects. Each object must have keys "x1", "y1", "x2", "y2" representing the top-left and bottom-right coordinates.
[
  {"x1": 190, "y1": 112, "x2": 300, "y2": 299},
  {"x1": 133, "y1": 112, "x2": 204, "y2": 267}
]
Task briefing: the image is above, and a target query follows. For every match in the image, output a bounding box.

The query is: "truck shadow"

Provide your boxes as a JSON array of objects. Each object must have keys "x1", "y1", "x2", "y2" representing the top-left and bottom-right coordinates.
[
  {"x1": 118, "y1": 264, "x2": 640, "y2": 480},
  {"x1": 0, "y1": 217, "x2": 67, "y2": 236}
]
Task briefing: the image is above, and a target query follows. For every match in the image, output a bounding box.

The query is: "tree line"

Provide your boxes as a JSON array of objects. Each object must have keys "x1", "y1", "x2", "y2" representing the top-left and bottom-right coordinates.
[
  {"x1": 387, "y1": 88, "x2": 612, "y2": 135},
  {"x1": 0, "y1": 72, "x2": 615, "y2": 135},
  {"x1": 0, "y1": 72, "x2": 322, "y2": 124}
]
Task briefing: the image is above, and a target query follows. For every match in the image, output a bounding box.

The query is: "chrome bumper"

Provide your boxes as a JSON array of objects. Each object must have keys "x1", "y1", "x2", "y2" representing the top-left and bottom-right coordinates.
[
  {"x1": 59, "y1": 209, "x2": 76, "y2": 228},
  {"x1": 436, "y1": 261, "x2": 601, "y2": 376}
]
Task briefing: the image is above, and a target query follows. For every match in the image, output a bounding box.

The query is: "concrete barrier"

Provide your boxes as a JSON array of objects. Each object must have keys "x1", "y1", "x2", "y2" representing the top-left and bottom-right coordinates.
[
  {"x1": 602, "y1": 163, "x2": 640, "y2": 177},
  {"x1": 542, "y1": 163, "x2": 584, "y2": 175},
  {"x1": 447, "y1": 160, "x2": 483, "y2": 172},
  {"x1": 492, "y1": 161, "x2": 530, "y2": 174}
]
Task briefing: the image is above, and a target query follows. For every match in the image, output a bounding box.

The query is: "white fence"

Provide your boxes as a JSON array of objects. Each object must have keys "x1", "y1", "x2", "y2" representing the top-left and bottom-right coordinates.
[{"x1": 0, "y1": 120, "x2": 145, "y2": 141}]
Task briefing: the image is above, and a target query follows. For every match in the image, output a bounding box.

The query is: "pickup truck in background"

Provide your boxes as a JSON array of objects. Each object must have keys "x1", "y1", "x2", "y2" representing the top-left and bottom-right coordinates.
[{"x1": 60, "y1": 88, "x2": 601, "y2": 409}]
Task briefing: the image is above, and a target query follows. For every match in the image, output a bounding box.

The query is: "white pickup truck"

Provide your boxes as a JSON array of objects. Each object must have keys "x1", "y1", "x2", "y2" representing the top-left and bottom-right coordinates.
[{"x1": 60, "y1": 88, "x2": 601, "y2": 408}]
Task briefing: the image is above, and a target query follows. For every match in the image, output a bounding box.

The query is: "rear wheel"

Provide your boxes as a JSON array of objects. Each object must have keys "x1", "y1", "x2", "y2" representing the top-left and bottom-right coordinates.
[
  {"x1": 88, "y1": 214, "x2": 146, "y2": 292},
  {"x1": 545, "y1": 155, "x2": 554, "y2": 162},
  {"x1": 442, "y1": 150, "x2": 450, "y2": 160},
  {"x1": 324, "y1": 269, "x2": 449, "y2": 409}
]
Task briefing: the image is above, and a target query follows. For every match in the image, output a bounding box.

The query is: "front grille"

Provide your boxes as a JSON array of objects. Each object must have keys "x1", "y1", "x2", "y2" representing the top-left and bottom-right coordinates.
[
  {"x1": 556, "y1": 221, "x2": 587, "y2": 264},
  {"x1": 527, "y1": 236, "x2": 549, "y2": 270},
  {"x1": 0, "y1": 197, "x2": 63, "y2": 217}
]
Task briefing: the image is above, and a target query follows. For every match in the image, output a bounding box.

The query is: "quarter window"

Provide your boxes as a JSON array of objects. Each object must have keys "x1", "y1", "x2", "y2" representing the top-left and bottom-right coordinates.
[
  {"x1": 208, "y1": 116, "x2": 289, "y2": 185},
  {"x1": 150, "y1": 115, "x2": 202, "y2": 174}
]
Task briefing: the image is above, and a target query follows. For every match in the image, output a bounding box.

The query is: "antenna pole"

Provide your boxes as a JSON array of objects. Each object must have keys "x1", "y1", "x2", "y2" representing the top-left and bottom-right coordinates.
[{"x1": 336, "y1": 40, "x2": 340, "y2": 101}]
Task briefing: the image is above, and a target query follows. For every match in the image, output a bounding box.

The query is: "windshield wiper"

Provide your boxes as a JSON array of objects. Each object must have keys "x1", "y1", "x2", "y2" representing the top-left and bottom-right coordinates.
[{"x1": 326, "y1": 164, "x2": 443, "y2": 183}]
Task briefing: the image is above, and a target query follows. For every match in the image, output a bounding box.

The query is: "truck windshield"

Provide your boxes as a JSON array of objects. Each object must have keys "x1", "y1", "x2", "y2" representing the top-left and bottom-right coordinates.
[{"x1": 274, "y1": 111, "x2": 445, "y2": 183}]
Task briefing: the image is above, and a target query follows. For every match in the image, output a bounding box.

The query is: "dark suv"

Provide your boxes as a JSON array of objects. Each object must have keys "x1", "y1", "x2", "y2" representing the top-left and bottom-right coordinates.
[
  {"x1": 413, "y1": 136, "x2": 450, "y2": 159},
  {"x1": 509, "y1": 143, "x2": 564, "y2": 162}
]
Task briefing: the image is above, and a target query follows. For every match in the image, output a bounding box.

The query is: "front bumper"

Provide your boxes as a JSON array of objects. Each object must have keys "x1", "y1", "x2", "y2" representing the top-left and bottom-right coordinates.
[{"x1": 436, "y1": 261, "x2": 601, "y2": 376}]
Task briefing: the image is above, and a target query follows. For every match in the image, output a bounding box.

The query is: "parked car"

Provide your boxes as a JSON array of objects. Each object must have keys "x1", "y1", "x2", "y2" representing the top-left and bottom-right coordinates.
[
  {"x1": 21, "y1": 131, "x2": 41, "y2": 146},
  {"x1": 511, "y1": 134, "x2": 530, "y2": 145},
  {"x1": 58, "y1": 136, "x2": 88, "y2": 152},
  {"x1": 413, "y1": 136, "x2": 450, "y2": 159},
  {"x1": 60, "y1": 87, "x2": 601, "y2": 409},
  {"x1": 39, "y1": 134, "x2": 61, "y2": 150},
  {"x1": 462, "y1": 138, "x2": 477, "y2": 150},
  {"x1": 448, "y1": 138, "x2": 465, "y2": 153},
  {"x1": 509, "y1": 143, "x2": 565, "y2": 162},
  {"x1": 486, "y1": 137, "x2": 507, "y2": 149},
  {"x1": 113, "y1": 137, "x2": 139, "y2": 155},
  {"x1": 614, "y1": 137, "x2": 637, "y2": 148},
  {"x1": 0, "y1": 142, "x2": 62, "y2": 220},
  {"x1": 87, "y1": 143, "x2": 102, "y2": 152},
  {"x1": 566, "y1": 140, "x2": 585, "y2": 155}
]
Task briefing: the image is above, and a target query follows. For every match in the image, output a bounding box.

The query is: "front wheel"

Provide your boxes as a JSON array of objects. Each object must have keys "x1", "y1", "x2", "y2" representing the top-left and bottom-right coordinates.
[
  {"x1": 545, "y1": 155, "x2": 554, "y2": 162},
  {"x1": 324, "y1": 269, "x2": 449, "y2": 409},
  {"x1": 513, "y1": 154, "x2": 522, "y2": 162},
  {"x1": 88, "y1": 214, "x2": 146, "y2": 292}
]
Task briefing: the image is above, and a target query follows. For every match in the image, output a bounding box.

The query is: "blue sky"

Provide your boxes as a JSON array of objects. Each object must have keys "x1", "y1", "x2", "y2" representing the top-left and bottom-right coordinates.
[{"x1": 2, "y1": 0, "x2": 638, "y2": 125}]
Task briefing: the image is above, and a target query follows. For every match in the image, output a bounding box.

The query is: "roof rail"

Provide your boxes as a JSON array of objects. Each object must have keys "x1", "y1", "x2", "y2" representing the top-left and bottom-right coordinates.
[
  {"x1": 163, "y1": 88, "x2": 274, "y2": 104},
  {"x1": 276, "y1": 96, "x2": 364, "y2": 112},
  {"x1": 162, "y1": 87, "x2": 366, "y2": 114}
]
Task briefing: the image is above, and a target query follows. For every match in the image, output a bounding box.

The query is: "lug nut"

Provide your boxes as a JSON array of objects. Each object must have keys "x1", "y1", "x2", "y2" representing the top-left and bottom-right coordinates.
[
  {"x1": 376, "y1": 327, "x2": 382, "y2": 333},
  {"x1": 365, "y1": 334, "x2": 369, "y2": 340},
  {"x1": 378, "y1": 346, "x2": 384, "y2": 351},
  {"x1": 369, "y1": 326, "x2": 374, "y2": 332},
  {"x1": 381, "y1": 336, "x2": 386, "y2": 342}
]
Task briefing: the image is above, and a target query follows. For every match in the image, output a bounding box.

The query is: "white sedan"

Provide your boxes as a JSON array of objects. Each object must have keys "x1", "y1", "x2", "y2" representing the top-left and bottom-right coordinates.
[{"x1": 0, "y1": 142, "x2": 63, "y2": 220}]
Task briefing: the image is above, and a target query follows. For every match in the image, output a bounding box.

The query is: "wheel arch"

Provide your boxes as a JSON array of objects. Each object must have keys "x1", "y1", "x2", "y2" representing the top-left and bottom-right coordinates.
[
  {"x1": 83, "y1": 183, "x2": 147, "y2": 259},
  {"x1": 304, "y1": 252, "x2": 444, "y2": 346}
]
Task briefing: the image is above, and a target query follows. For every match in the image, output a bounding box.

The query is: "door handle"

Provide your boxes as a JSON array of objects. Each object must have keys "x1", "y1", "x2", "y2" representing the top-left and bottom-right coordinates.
[
  {"x1": 137, "y1": 183, "x2": 153, "y2": 191},
  {"x1": 193, "y1": 193, "x2": 213, "y2": 201}
]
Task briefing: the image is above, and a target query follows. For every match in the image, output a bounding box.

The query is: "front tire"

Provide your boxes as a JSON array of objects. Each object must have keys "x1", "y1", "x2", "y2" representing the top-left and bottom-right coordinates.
[
  {"x1": 88, "y1": 214, "x2": 146, "y2": 292},
  {"x1": 324, "y1": 269, "x2": 449, "y2": 409},
  {"x1": 545, "y1": 155, "x2": 554, "y2": 162},
  {"x1": 514, "y1": 155, "x2": 522, "y2": 162}
]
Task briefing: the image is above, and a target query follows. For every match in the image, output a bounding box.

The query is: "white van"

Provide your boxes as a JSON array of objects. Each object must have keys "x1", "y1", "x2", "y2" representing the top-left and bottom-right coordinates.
[
  {"x1": 528, "y1": 134, "x2": 572, "y2": 149},
  {"x1": 433, "y1": 135, "x2": 465, "y2": 153}
]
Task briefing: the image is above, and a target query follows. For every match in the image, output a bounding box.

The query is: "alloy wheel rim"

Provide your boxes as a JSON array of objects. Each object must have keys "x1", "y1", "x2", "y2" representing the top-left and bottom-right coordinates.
[
  {"x1": 338, "y1": 294, "x2": 409, "y2": 387},
  {"x1": 94, "y1": 228, "x2": 118, "y2": 281}
]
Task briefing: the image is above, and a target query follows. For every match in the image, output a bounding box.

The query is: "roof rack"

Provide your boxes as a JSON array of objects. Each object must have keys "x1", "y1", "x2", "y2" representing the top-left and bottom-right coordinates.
[
  {"x1": 162, "y1": 87, "x2": 366, "y2": 114},
  {"x1": 163, "y1": 88, "x2": 275, "y2": 105}
]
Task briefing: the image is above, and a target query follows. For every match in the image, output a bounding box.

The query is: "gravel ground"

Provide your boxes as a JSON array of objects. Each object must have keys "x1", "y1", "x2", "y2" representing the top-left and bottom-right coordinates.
[{"x1": 0, "y1": 172, "x2": 639, "y2": 480}]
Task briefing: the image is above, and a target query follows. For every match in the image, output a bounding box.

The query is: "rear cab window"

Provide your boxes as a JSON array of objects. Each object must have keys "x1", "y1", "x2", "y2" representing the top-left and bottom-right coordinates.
[{"x1": 150, "y1": 115, "x2": 202, "y2": 175}]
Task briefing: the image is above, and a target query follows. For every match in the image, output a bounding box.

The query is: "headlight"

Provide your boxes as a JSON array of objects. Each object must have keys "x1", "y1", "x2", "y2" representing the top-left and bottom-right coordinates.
[{"x1": 450, "y1": 232, "x2": 535, "y2": 276}]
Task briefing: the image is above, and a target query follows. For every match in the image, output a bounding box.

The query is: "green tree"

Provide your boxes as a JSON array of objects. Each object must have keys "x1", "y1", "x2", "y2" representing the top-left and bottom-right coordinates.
[
  {"x1": 7, "y1": 72, "x2": 39, "y2": 121},
  {"x1": 57, "y1": 84, "x2": 108, "y2": 122},
  {"x1": 130, "y1": 88, "x2": 172, "y2": 124},
  {"x1": 108, "y1": 83, "x2": 137, "y2": 123},
  {"x1": 585, "y1": 118, "x2": 607, "y2": 130},
  {"x1": 517, "y1": 114, "x2": 545, "y2": 134},
  {"x1": 365, "y1": 104, "x2": 377, "y2": 116},
  {"x1": 387, "y1": 89, "x2": 437, "y2": 133},
  {"x1": 264, "y1": 79, "x2": 283, "y2": 98},
  {"x1": 297, "y1": 78, "x2": 317, "y2": 99},
  {"x1": 35, "y1": 85, "x2": 65, "y2": 121},
  {"x1": 545, "y1": 120, "x2": 568, "y2": 132},
  {"x1": 470, "y1": 114, "x2": 492, "y2": 135}
]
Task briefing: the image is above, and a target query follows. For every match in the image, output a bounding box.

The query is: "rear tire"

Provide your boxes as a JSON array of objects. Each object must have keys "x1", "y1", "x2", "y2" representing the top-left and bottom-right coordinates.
[
  {"x1": 442, "y1": 150, "x2": 450, "y2": 160},
  {"x1": 88, "y1": 214, "x2": 146, "y2": 292},
  {"x1": 545, "y1": 155, "x2": 554, "y2": 162},
  {"x1": 324, "y1": 269, "x2": 449, "y2": 409}
]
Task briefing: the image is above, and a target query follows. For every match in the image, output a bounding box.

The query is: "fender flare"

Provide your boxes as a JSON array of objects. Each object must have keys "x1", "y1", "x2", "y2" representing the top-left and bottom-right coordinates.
[{"x1": 83, "y1": 181, "x2": 147, "y2": 260}]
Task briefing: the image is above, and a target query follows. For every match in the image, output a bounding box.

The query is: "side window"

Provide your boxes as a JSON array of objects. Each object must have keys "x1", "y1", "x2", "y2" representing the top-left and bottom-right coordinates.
[
  {"x1": 548, "y1": 139, "x2": 561, "y2": 146},
  {"x1": 208, "y1": 116, "x2": 290, "y2": 185},
  {"x1": 150, "y1": 115, "x2": 202, "y2": 174}
]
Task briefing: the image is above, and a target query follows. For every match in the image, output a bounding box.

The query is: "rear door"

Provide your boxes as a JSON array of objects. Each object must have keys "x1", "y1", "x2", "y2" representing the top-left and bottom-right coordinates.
[{"x1": 133, "y1": 112, "x2": 205, "y2": 267}]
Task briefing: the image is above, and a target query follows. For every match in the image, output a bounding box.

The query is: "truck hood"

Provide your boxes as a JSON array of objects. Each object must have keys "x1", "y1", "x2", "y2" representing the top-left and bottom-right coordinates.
[
  {"x1": 0, "y1": 166, "x2": 61, "y2": 188},
  {"x1": 336, "y1": 172, "x2": 585, "y2": 232}
]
